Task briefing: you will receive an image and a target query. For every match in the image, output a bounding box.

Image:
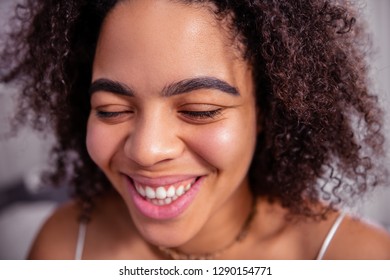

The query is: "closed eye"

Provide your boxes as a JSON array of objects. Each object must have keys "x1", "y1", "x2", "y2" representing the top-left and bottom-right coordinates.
[
  {"x1": 178, "y1": 108, "x2": 224, "y2": 124},
  {"x1": 180, "y1": 109, "x2": 222, "y2": 119},
  {"x1": 95, "y1": 110, "x2": 134, "y2": 123}
]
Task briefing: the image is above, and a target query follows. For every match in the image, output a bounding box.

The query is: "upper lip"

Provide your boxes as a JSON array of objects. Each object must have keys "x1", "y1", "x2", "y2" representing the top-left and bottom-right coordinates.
[{"x1": 125, "y1": 174, "x2": 200, "y2": 187}]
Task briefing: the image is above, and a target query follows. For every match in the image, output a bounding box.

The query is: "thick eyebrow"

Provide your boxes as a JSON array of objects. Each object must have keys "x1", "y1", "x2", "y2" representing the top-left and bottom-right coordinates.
[
  {"x1": 89, "y1": 76, "x2": 240, "y2": 97},
  {"x1": 162, "y1": 76, "x2": 240, "y2": 97},
  {"x1": 89, "y1": 79, "x2": 135, "y2": 96}
]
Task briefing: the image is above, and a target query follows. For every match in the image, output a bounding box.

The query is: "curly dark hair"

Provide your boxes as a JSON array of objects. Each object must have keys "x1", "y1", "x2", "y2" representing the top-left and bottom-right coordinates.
[{"x1": 0, "y1": 0, "x2": 385, "y2": 218}]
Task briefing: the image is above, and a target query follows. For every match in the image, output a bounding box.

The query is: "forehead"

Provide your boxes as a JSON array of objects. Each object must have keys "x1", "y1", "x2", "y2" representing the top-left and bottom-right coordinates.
[{"x1": 93, "y1": 0, "x2": 249, "y2": 91}]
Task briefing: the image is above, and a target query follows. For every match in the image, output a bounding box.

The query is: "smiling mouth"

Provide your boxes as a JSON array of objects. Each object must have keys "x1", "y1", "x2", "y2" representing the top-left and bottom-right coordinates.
[{"x1": 131, "y1": 177, "x2": 198, "y2": 206}]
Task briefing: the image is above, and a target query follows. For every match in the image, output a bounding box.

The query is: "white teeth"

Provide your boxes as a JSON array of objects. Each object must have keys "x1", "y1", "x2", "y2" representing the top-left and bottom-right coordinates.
[
  {"x1": 167, "y1": 186, "x2": 175, "y2": 198},
  {"x1": 156, "y1": 187, "x2": 167, "y2": 199},
  {"x1": 176, "y1": 185, "x2": 184, "y2": 196},
  {"x1": 134, "y1": 179, "x2": 196, "y2": 205},
  {"x1": 135, "y1": 183, "x2": 146, "y2": 197},
  {"x1": 138, "y1": 186, "x2": 146, "y2": 197},
  {"x1": 145, "y1": 187, "x2": 156, "y2": 199}
]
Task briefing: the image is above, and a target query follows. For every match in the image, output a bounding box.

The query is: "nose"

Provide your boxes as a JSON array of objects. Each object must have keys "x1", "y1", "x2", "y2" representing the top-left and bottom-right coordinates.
[{"x1": 124, "y1": 110, "x2": 184, "y2": 167}]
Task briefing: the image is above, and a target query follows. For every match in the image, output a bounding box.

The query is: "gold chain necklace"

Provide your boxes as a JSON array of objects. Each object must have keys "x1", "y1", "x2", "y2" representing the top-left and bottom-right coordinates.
[{"x1": 157, "y1": 199, "x2": 257, "y2": 260}]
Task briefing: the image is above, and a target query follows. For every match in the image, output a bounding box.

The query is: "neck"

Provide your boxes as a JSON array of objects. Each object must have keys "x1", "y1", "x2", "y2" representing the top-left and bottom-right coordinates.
[{"x1": 160, "y1": 179, "x2": 255, "y2": 259}]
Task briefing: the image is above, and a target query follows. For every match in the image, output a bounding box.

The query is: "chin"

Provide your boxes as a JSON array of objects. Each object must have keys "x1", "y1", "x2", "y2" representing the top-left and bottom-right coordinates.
[{"x1": 134, "y1": 219, "x2": 199, "y2": 249}]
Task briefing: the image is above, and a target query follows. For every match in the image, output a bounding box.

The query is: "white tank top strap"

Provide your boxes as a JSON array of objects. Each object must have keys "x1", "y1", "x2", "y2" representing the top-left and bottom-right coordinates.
[
  {"x1": 316, "y1": 211, "x2": 346, "y2": 260},
  {"x1": 75, "y1": 221, "x2": 87, "y2": 260}
]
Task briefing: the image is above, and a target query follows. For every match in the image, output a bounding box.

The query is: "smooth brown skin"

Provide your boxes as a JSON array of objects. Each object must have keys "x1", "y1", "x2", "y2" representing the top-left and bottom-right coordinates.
[
  {"x1": 86, "y1": 0, "x2": 256, "y2": 252},
  {"x1": 28, "y1": 192, "x2": 390, "y2": 259},
  {"x1": 28, "y1": 0, "x2": 390, "y2": 260}
]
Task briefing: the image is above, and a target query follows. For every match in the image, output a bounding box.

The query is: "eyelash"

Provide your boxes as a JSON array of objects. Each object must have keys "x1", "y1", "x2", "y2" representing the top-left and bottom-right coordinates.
[
  {"x1": 95, "y1": 111, "x2": 131, "y2": 119},
  {"x1": 180, "y1": 109, "x2": 222, "y2": 120},
  {"x1": 95, "y1": 108, "x2": 223, "y2": 122}
]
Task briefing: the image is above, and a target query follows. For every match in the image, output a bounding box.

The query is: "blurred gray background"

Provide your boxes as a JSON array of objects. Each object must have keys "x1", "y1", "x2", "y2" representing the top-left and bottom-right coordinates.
[{"x1": 0, "y1": 0, "x2": 390, "y2": 259}]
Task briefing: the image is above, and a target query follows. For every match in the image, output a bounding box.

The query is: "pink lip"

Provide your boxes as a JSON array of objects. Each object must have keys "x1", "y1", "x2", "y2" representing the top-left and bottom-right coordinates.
[{"x1": 126, "y1": 175, "x2": 204, "y2": 220}]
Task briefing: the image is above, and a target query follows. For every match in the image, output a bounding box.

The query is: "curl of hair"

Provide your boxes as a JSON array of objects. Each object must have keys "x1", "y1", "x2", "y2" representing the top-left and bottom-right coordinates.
[{"x1": 0, "y1": 0, "x2": 385, "y2": 218}]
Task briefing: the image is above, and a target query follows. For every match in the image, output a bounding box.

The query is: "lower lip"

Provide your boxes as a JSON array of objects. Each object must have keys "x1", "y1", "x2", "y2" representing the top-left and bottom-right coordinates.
[{"x1": 127, "y1": 176, "x2": 204, "y2": 220}]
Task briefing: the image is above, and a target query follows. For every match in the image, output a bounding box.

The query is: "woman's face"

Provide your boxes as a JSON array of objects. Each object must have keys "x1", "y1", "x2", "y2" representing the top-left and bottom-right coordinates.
[{"x1": 87, "y1": 0, "x2": 257, "y2": 248}]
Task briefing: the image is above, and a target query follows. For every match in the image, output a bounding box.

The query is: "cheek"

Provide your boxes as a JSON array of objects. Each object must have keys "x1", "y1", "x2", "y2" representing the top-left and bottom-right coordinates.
[
  {"x1": 86, "y1": 119, "x2": 124, "y2": 169},
  {"x1": 188, "y1": 118, "x2": 257, "y2": 170}
]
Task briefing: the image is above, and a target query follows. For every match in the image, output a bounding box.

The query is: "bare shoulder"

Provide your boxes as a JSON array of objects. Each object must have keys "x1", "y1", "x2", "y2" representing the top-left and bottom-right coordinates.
[
  {"x1": 324, "y1": 213, "x2": 390, "y2": 259},
  {"x1": 27, "y1": 200, "x2": 81, "y2": 260}
]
